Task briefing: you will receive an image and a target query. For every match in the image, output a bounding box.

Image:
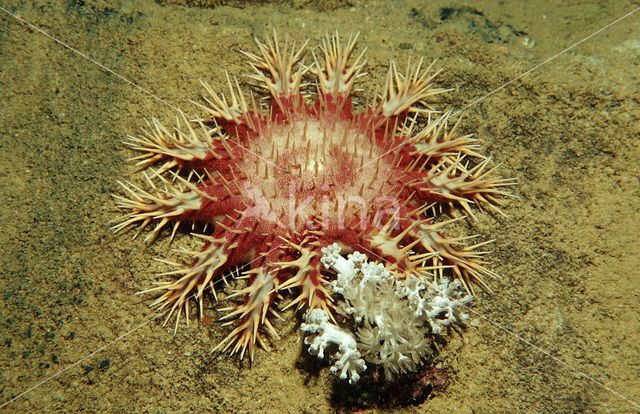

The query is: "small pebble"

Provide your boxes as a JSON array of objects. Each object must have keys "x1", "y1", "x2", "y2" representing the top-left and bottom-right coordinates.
[{"x1": 53, "y1": 391, "x2": 66, "y2": 402}]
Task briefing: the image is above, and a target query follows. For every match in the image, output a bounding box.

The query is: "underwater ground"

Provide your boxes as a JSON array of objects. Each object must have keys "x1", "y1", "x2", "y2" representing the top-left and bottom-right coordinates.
[{"x1": 1, "y1": 0, "x2": 639, "y2": 412}]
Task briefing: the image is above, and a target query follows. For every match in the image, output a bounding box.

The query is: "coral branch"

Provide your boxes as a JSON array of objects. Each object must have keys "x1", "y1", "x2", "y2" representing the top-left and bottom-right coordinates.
[
  {"x1": 301, "y1": 308, "x2": 366, "y2": 384},
  {"x1": 303, "y1": 244, "x2": 473, "y2": 382}
]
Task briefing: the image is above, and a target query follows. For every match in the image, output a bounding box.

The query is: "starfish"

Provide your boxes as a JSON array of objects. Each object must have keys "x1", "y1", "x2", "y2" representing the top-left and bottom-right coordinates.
[{"x1": 113, "y1": 31, "x2": 514, "y2": 360}]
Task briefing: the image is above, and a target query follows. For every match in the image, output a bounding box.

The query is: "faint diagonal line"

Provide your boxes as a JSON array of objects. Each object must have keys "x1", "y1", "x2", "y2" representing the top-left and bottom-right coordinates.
[
  {"x1": 0, "y1": 5, "x2": 284, "y2": 172},
  {"x1": 358, "y1": 6, "x2": 640, "y2": 173},
  {"x1": 0, "y1": 243, "x2": 282, "y2": 408},
  {"x1": 0, "y1": 313, "x2": 163, "y2": 409},
  {"x1": 466, "y1": 308, "x2": 640, "y2": 410},
  {"x1": 0, "y1": 5, "x2": 180, "y2": 112},
  {"x1": 455, "y1": 6, "x2": 640, "y2": 114},
  {"x1": 355, "y1": 243, "x2": 640, "y2": 410}
]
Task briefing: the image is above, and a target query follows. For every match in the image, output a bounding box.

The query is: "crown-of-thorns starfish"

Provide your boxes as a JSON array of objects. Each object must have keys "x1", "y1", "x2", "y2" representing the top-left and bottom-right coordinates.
[{"x1": 113, "y1": 31, "x2": 515, "y2": 360}]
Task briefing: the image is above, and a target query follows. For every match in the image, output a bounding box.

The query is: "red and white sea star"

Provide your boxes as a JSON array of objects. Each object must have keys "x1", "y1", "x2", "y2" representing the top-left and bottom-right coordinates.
[{"x1": 113, "y1": 31, "x2": 513, "y2": 359}]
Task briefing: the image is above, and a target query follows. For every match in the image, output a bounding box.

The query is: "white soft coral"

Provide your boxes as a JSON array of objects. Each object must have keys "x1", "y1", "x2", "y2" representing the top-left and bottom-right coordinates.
[
  {"x1": 396, "y1": 275, "x2": 473, "y2": 334},
  {"x1": 301, "y1": 308, "x2": 366, "y2": 384},
  {"x1": 301, "y1": 243, "x2": 474, "y2": 383}
]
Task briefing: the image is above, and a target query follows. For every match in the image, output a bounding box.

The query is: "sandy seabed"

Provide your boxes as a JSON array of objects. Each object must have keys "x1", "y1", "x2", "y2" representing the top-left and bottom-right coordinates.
[{"x1": 1, "y1": 0, "x2": 639, "y2": 412}]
